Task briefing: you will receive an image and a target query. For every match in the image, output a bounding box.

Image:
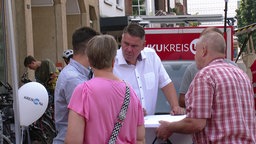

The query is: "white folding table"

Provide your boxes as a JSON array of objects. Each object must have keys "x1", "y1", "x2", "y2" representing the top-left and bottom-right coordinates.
[{"x1": 144, "y1": 115, "x2": 193, "y2": 144}]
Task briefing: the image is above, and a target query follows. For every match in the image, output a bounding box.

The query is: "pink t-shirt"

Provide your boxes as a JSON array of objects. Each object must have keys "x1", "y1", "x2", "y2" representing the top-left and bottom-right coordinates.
[{"x1": 68, "y1": 77, "x2": 144, "y2": 144}]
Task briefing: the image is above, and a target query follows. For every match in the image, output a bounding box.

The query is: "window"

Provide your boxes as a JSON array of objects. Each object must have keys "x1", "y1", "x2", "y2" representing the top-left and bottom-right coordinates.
[
  {"x1": 104, "y1": 0, "x2": 113, "y2": 6},
  {"x1": 132, "y1": 0, "x2": 146, "y2": 16},
  {"x1": 89, "y1": 6, "x2": 97, "y2": 29},
  {"x1": 116, "y1": 0, "x2": 123, "y2": 11}
]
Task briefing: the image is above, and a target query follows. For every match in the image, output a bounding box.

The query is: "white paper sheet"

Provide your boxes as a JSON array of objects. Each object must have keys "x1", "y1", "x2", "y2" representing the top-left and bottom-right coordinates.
[{"x1": 144, "y1": 115, "x2": 186, "y2": 128}]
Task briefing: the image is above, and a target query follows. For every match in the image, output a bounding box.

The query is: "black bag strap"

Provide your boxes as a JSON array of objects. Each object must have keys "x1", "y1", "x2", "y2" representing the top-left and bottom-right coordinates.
[
  {"x1": 108, "y1": 82, "x2": 130, "y2": 144},
  {"x1": 152, "y1": 137, "x2": 173, "y2": 144}
]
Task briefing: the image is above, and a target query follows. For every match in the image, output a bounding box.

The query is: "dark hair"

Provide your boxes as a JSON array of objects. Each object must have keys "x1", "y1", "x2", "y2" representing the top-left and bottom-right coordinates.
[
  {"x1": 86, "y1": 35, "x2": 118, "y2": 69},
  {"x1": 123, "y1": 23, "x2": 145, "y2": 40},
  {"x1": 72, "y1": 27, "x2": 99, "y2": 55},
  {"x1": 24, "y1": 55, "x2": 36, "y2": 67}
]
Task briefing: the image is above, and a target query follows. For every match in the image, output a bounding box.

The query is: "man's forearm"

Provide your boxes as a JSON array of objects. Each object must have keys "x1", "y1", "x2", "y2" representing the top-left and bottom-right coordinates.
[
  {"x1": 162, "y1": 83, "x2": 179, "y2": 108},
  {"x1": 168, "y1": 118, "x2": 206, "y2": 134}
]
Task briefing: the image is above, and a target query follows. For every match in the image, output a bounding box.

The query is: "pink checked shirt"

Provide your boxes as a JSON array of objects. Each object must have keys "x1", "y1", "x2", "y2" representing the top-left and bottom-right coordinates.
[{"x1": 186, "y1": 59, "x2": 256, "y2": 144}]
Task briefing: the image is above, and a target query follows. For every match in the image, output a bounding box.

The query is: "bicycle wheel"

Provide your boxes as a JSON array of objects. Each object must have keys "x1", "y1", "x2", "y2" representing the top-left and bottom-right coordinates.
[
  {"x1": 2, "y1": 123, "x2": 15, "y2": 144},
  {"x1": 38, "y1": 117, "x2": 56, "y2": 144},
  {"x1": 23, "y1": 126, "x2": 47, "y2": 144},
  {"x1": 30, "y1": 117, "x2": 55, "y2": 144},
  {"x1": 0, "y1": 134, "x2": 13, "y2": 144},
  {"x1": 42, "y1": 114, "x2": 56, "y2": 134}
]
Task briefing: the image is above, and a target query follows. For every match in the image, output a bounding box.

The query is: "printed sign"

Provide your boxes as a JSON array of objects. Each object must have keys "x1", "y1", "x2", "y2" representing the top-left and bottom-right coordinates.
[{"x1": 145, "y1": 26, "x2": 233, "y2": 61}]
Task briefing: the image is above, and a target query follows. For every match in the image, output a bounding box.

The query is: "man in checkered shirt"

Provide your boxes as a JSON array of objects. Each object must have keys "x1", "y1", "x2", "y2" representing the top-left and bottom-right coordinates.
[{"x1": 156, "y1": 31, "x2": 256, "y2": 143}]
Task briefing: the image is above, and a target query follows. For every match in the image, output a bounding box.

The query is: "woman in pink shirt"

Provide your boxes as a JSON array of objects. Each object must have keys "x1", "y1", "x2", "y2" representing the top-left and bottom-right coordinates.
[{"x1": 65, "y1": 35, "x2": 145, "y2": 144}]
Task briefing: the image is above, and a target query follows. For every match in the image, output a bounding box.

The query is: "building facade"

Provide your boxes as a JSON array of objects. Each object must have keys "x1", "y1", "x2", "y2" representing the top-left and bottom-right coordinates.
[
  {"x1": 1, "y1": 0, "x2": 187, "y2": 85},
  {"x1": 1, "y1": 0, "x2": 99, "y2": 84}
]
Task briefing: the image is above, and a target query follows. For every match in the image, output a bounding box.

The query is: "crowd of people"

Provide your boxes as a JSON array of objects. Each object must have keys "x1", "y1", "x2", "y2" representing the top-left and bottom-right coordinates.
[{"x1": 24, "y1": 23, "x2": 256, "y2": 144}]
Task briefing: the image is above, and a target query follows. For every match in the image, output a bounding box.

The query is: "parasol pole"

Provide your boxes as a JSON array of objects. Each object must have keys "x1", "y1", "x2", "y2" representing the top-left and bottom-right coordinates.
[
  {"x1": 5, "y1": 0, "x2": 21, "y2": 143},
  {"x1": 224, "y1": 0, "x2": 228, "y2": 33}
]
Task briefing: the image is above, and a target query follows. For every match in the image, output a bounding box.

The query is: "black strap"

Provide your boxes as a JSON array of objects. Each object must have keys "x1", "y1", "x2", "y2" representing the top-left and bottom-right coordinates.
[
  {"x1": 108, "y1": 83, "x2": 130, "y2": 144},
  {"x1": 88, "y1": 68, "x2": 93, "y2": 79},
  {"x1": 152, "y1": 137, "x2": 173, "y2": 144}
]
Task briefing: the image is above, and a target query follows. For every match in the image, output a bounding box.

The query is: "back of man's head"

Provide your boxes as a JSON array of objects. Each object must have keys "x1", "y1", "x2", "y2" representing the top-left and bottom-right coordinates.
[
  {"x1": 200, "y1": 27, "x2": 223, "y2": 36},
  {"x1": 200, "y1": 32, "x2": 226, "y2": 54},
  {"x1": 72, "y1": 27, "x2": 99, "y2": 55}
]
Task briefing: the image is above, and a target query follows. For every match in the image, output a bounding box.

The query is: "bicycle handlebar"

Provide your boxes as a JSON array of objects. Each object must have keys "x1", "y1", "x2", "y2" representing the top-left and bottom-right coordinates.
[{"x1": 0, "y1": 81, "x2": 12, "y2": 91}]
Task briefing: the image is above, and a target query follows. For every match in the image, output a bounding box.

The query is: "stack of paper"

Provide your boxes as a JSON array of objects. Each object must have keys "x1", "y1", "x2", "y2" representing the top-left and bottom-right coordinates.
[{"x1": 144, "y1": 115, "x2": 186, "y2": 128}]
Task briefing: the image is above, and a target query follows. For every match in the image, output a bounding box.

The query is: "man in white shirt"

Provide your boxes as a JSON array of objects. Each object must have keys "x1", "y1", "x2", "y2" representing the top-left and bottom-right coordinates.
[{"x1": 113, "y1": 23, "x2": 185, "y2": 115}]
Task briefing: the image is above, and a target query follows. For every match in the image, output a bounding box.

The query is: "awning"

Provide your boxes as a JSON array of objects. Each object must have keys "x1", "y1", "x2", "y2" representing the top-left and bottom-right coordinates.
[{"x1": 100, "y1": 16, "x2": 128, "y2": 32}]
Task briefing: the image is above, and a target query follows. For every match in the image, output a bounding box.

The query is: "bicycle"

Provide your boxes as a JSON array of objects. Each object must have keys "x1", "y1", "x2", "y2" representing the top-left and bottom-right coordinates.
[
  {"x1": 0, "y1": 80, "x2": 50, "y2": 144},
  {"x1": 0, "y1": 80, "x2": 15, "y2": 144}
]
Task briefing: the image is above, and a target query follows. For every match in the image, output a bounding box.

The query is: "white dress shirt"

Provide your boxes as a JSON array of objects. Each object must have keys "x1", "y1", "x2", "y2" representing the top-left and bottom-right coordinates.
[{"x1": 114, "y1": 47, "x2": 172, "y2": 115}]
